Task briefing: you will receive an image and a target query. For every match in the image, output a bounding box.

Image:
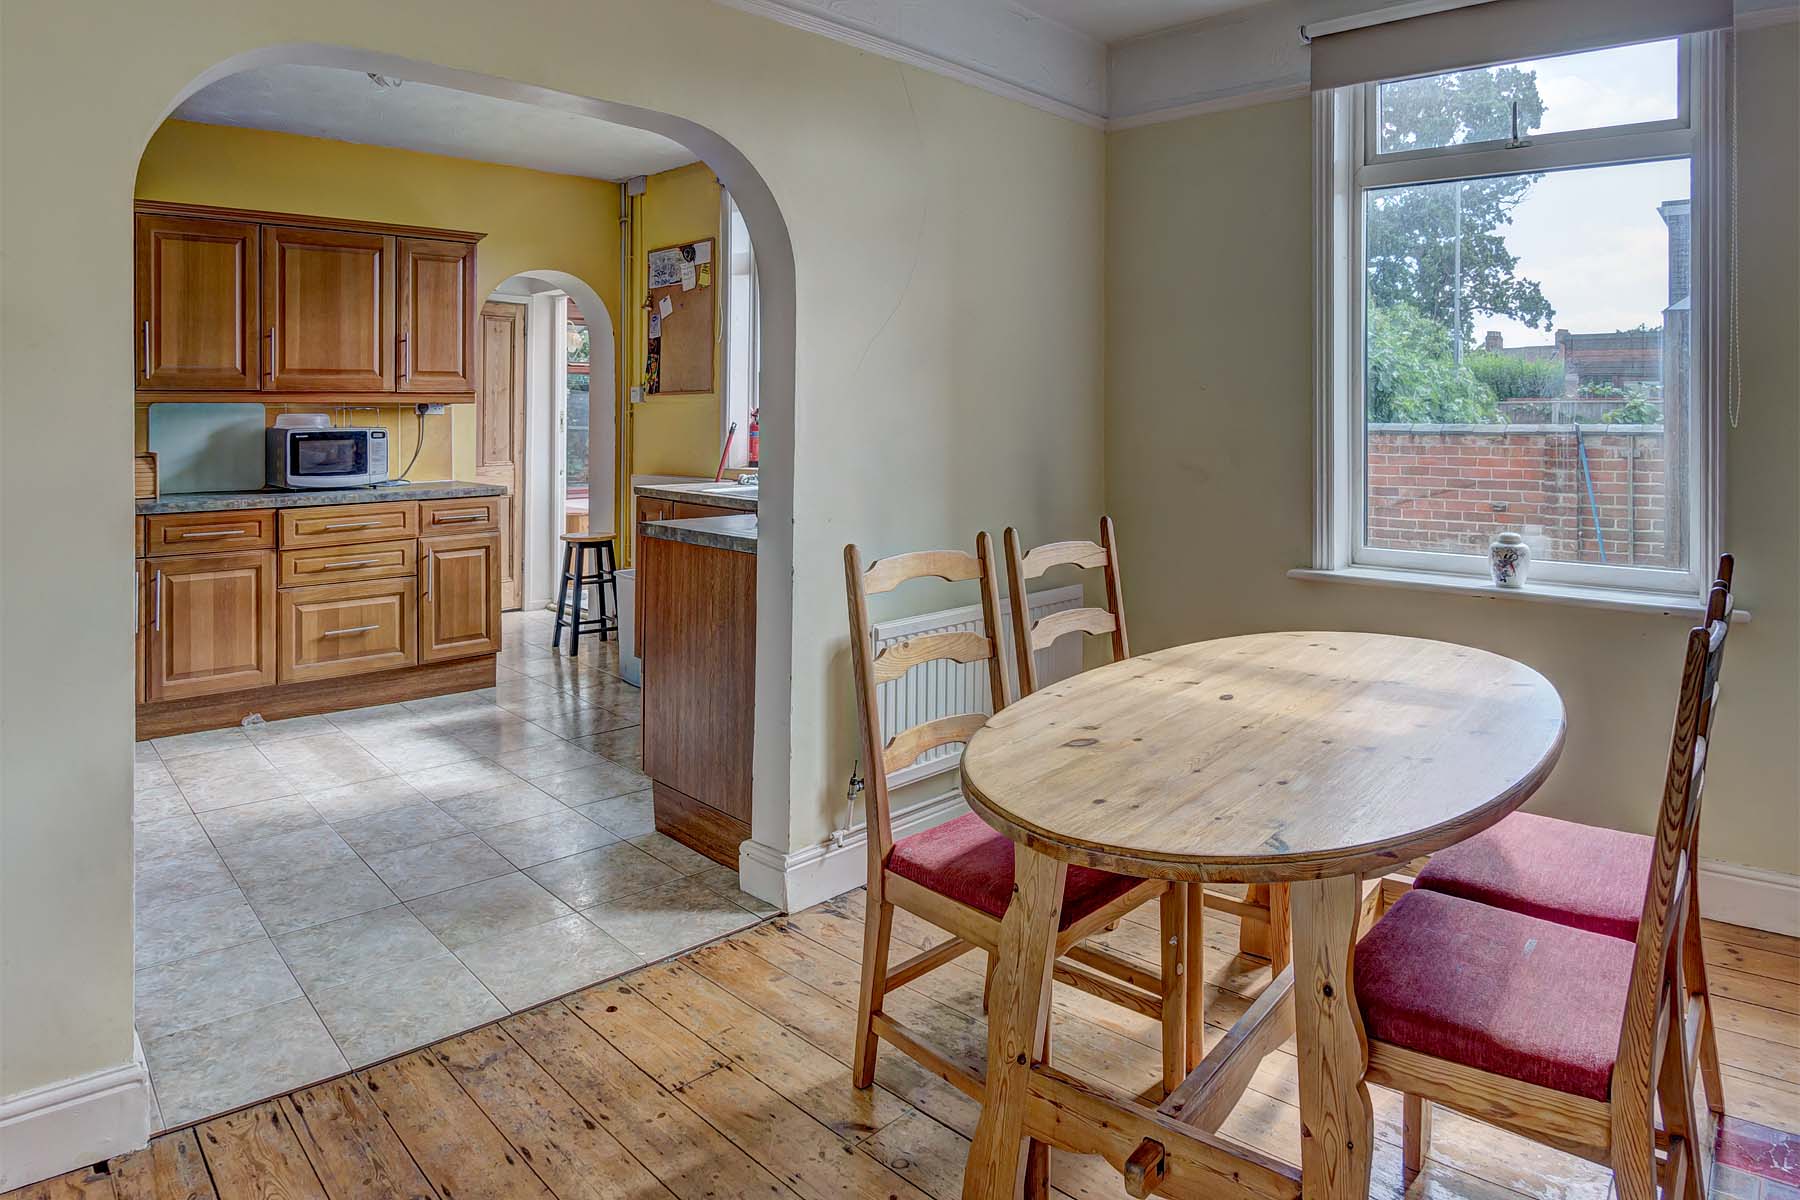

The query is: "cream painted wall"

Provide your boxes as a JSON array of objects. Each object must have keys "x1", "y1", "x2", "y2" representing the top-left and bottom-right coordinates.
[
  {"x1": 633, "y1": 161, "x2": 725, "y2": 477},
  {"x1": 1104, "y1": 24, "x2": 1799, "y2": 878},
  {"x1": 133, "y1": 119, "x2": 623, "y2": 482},
  {"x1": 0, "y1": 0, "x2": 1104, "y2": 1121}
]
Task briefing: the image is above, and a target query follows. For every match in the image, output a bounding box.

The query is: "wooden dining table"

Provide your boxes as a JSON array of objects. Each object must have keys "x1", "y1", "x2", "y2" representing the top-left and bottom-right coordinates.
[{"x1": 955, "y1": 631, "x2": 1566, "y2": 1200}]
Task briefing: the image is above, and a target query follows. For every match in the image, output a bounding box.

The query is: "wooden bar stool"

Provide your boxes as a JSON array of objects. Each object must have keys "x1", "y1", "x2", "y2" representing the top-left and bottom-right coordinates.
[{"x1": 553, "y1": 532, "x2": 617, "y2": 656}]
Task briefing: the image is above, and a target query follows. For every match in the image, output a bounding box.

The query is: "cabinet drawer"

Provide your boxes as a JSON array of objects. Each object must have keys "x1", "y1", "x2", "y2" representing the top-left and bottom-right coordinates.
[
  {"x1": 146, "y1": 510, "x2": 277, "y2": 556},
  {"x1": 278, "y1": 578, "x2": 417, "y2": 684},
  {"x1": 419, "y1": 497, "x2": 501, "y2": 533},
  {"x1": 279, "y1": 539, "x2": 416, "y2": 588},
  {"x1": 279, "y1": 502, "x2": 418, "y2": 548}
]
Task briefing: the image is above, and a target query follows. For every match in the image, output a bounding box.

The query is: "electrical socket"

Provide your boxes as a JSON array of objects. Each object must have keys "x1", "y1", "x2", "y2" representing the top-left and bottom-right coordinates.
[
  {"x1": 629, "y1": 386, "x2": 645, "y2": 405},
  {"x1": 414, "y1": 403, "x2": 446, "y2": 416}
]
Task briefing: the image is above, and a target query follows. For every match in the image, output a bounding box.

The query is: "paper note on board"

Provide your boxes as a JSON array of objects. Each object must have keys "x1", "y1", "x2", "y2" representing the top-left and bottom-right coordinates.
[
  {"x1": 697, "y1": 263, "x2": 712, "y2": 288},
  {"x1": 679, "y1": 262, "x2": 697, "y2": 291},
  {"x1": 648, "y1": 247, "x2": 685, "y2": 288},
  {"x1": 659, "y1": 296, "x2": 674, "y2": 319},
  {"x1": 691, "y1": 241, "x2": 711, "y2": 264},
  {"x1": 649, "y1": 313, "x2": 661, "y2": 338}
]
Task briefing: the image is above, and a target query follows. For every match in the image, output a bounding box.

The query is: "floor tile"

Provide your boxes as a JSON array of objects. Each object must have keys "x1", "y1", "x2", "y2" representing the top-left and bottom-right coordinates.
[
  {"x1": 575, "y1": 789, "x2": 656, "y2": 838},
  {"x1": 435, "y1": 779, "x2": 565, "y2": 829},
  {"x1": 273, "y1": 904, "x2": 456, "y2": 994},
  {"x1": 135, "y1": 741, "x2": 163, "y2": 767},
  {"x1": 241, "y1": 715, "x2": 339, "y2": 745},
  {"x1": 494, "y1": 741, "x2": 602, "y2": 780},
  {"x1": 325, "y1": 702, "x2": 427, "y2": 734},
  {"x1": 136, "y1": 887, "x2": 266, "y2": 970},
  {"x1": 309, "y1": 954, "x2": 505, "y2": 1067},
  {"x1": 133, "y1": 782, "x2": 193, "y2": 824},
  {"x1": 136, "y1": 846, "x2": 238, "y2": 908},
  {"x1": 431, "y1": 708, "x2": 565, "y2": 757},
  {"x1": 145, "y1": 995, "x2": 347, "y2": 1129},
  {"x1": 580, "y1": 876, "x2": 762, "y2": 962},
  {"x1": 404, "y1": 690, "x2": 498, "y2": 718},
  {"x1": 241, "y1": 859, "x2": 400, "y2": 936},
  {"x1": 302, "y1": 775, "x2": 429, "y2": 824},
  {"x1": 525, "y1": 704, "x2": 638, "y2": 743},
  {"x1": 401, "y1": 757, "x2": 526, "y2": 803},
  {"x1": 523, "y1": 841, "x2": 683, "y2": 910},
  {"x1": 575, "y1": 674, "x2": 641, "y2": 711},
  {"x1": 196, "y1": 796, "x2": 324, "y2": 846},
  {"x1": 407, "y1": 872, "x2": 573, "y2": 949},
  {"x1": 455, "y1": 913, "x2": 642, "y2": 1011},
  {"x1": 692, "y1": 865, "x2": 782, "y2": 916},
  {"x1": 134, "y1": 813, "x2": 213, "y2": 863},
  {"x1": 256, "y1": 733, "x2": 390, "y2": 790},
  {"x1": 578, "y1": 726, "x2": 643, "y2": 770},
  {"x1": 477, "y1": 809, "x2": 616, "y2": 869},
  {"x1": 349, "y1": 728, "x2": 483, "y2": 774},
  {"x1": 331, "y1": 800, "x2": 468, "y2": 857},
  {"x1": 152, "y1": 727, "x2": 253, "y2": 760},
  {"x1": 165, "y1": 746, "x2": 298, "y2": 812},
  {"x1": 134, "y1": 936, "x2": 301, "y2": 1040},
  {"x1": 628, "y1": 831, "x2": 716, "y2": 876},
  {"x1": 218, "y1": 824, "x2": 360, "y2": 890},
  {"x1": 494, "y1": 691, "x2": 602, "y2": 725},
  {"x1": 134, "y1": 759, "x2": 175, "y2": 794},
  {"x1": 365, "y1": 834, "x2": 514, "y2": 901},
  {"x1": 534, "y1": 759, "x2": 650, "y2": 806}
]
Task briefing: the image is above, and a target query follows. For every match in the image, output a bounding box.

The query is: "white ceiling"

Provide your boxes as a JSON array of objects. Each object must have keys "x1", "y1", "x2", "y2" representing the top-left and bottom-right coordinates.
[
  {"x1": 174, "y1": 65, "x2": 698, "y2": 181},
  {"x1": 1015, "y1": 0, "x2": 1263, "y2": 43}
]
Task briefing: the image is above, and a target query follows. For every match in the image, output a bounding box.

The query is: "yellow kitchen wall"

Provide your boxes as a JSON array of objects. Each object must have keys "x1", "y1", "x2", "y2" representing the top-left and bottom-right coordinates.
[
  {"x1": 630, "y1": 161, "x2": 724, "y2": 477},
  {"x1": 133, "y1": 119, "x2": 624, "y2": 479}
]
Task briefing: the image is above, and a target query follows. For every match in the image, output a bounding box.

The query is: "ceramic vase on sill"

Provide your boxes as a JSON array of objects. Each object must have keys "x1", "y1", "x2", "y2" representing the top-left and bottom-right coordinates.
[{"x1": 1489, "y1": 532, "x2": 1530, "y2": 588}]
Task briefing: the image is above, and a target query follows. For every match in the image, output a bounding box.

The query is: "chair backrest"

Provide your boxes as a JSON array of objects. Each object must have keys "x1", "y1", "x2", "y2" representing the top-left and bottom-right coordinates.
[
  {"x1": 843, "y1": 536, "x2": 1009, "y2": 865},
  {"x1": 1610, "y1": 557, "x2": 1733, "y2": 1137},
  {"x1": 1001, "y1": 517, "x2": 1130, "y2": 698}
]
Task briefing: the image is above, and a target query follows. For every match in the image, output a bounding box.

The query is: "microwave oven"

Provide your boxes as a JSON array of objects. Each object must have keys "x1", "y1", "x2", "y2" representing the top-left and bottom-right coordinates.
[{"x1": 266, "y1": 426, "x2": 390, "y2": 489}]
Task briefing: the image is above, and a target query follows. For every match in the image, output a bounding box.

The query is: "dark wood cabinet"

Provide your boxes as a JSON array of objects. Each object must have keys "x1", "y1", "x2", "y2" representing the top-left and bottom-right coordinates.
[
  {"x1": 398, "y1": 238, "x2": 476, "y2": 393},
  {"x1": 419, "y1": 531, "x2": 502, "y2": 662},
  {"x1": 261, "y1": 225, "x2": 395, "y2": 392},
  {"x1": 135, "y1": 213, "x2": 260, "y2": 390}
]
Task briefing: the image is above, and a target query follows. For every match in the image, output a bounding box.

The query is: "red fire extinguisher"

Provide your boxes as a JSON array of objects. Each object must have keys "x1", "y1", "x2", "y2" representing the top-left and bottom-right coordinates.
[{"x1": 747, "y1": 408, "x2": 760, "y2": 468}]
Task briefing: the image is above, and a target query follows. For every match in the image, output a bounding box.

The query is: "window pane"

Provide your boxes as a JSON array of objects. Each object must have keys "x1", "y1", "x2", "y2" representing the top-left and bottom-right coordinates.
[
  {"x1": 1362, "y1": 159, "x2": 1692, "y2": 573},
  {"x1": 1377, "y1": 40, "x2": 1679, "y2": 154}
]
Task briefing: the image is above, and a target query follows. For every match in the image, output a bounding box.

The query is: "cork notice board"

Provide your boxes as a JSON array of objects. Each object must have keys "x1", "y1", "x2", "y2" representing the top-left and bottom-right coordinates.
[{"x1": 645, "y1": 238, "x2": 716, "y2": 395}]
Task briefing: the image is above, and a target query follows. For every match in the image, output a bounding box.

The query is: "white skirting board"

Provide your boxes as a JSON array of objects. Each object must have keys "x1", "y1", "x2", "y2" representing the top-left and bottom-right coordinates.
[
  {"x1": 740, "y1": 787, "x2": 971, "y2": 915},
  {"x1": 0, "y1": 1035, "x2": 152, "y2": 1190},
  {"x1": 1699, "y1": 859, "x2": 1800, "y2": 937}
]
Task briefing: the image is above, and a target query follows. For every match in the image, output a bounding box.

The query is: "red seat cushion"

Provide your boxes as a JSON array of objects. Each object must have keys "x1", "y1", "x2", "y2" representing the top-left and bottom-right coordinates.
[
  {"x1": 888, "y1": 813, "x2": 1144, "y2": 930},
  {"x1": 1413, "y1": 811, "x2": 1652, "y2": 941},
  {"x1": 1355, "y1": 889, "x2": 1634, "y2": 1101}
]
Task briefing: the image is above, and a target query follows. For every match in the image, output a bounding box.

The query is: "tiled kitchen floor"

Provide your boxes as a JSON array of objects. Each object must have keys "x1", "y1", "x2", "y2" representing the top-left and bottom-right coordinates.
[{"x1": 133, "y1": 608, "x2": 774, "y2": 1130}]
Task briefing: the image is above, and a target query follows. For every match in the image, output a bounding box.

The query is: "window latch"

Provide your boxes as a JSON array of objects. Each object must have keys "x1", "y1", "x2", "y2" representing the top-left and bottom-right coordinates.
[{"x1": 1506, "y1": 99, "x2": 1532, "y2": 150}]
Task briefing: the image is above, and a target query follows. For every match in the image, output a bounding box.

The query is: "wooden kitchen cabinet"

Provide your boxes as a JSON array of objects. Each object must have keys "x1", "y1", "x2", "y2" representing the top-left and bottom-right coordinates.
[
  {"x1": 279, "y1": 578, "x2": 417, "y2": 684},
  {"x1": 398, "y1": 238, "x2": 476, "y2": 393},
  {"x1": 144, "y1": 550, "x2": 278, "y2": 701},
  {"x1": 419, "y1": 532, "x2": 501, "y2": 662},
  {"x1": 261, "y1": 225, "x2": 395, "y2": 392},
  {"x1": 135, "y1": 212, "x2": 260, "y2": 390}
]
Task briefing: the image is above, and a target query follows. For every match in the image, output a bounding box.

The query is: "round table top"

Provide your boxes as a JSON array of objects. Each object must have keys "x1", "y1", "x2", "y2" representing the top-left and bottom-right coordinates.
[{"x1": 960, "y1": 631, "x2": 1566, "y2": 883}]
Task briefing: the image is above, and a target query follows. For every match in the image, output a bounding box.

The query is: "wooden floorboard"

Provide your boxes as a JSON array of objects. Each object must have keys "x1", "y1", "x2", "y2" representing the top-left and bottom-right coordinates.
[{"x1": 14, "y1": 894, "x2": 1800, "y2": 1199}]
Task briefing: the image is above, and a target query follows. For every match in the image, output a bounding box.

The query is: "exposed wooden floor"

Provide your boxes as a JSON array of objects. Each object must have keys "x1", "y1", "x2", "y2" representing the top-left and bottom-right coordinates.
[{"x1": 12, "y1": 891, "x2": 1799, "y2": 1200}]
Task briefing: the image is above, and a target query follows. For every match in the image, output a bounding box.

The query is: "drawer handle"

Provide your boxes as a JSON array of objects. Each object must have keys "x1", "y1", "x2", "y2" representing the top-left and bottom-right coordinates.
[
  {"x1": 322, "y1": 521, "x2": 382, "y2": 531},
  {"x1": 320, "y1": 558, "x2": 382, "y2": 570},
  {"x1": 434, "y1": 513, "x2": 486, "y2": 524},
  {"x1": 321, "y1": 624, "x2": 380, "y2": 638},
  {"x1": 180, "y1": 528, "x2": 247, "y2": 539}
]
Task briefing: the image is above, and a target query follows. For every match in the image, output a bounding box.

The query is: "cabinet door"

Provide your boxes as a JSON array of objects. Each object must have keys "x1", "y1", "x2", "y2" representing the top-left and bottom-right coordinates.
[
  {"x1": 136, "y1": 560, "x2": 147, "y2": 705},
  {"x1": 419, "y1": 532, "x2": 501, "y2": 662},
  {"x1": 398, "y1": 238, "x2": 476, "y2": 393},
  {"x1": 145, "y1": 551, "x2": 277, "y2": 701},
  {"x1": 279, "y1": 578, "x2": 416, "y2": 684},
  {"x1": 262, "y1": 226, "x2": 394, "y2": 392},
  {"x1": 135, "y1": 213, "x2": 260, "y2": 390}
]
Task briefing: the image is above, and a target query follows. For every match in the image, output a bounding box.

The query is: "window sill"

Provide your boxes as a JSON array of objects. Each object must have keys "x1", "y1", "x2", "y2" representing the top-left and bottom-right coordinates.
[{"x1": 1288, "y1": 566, "x2": 1749, "y2": 622}]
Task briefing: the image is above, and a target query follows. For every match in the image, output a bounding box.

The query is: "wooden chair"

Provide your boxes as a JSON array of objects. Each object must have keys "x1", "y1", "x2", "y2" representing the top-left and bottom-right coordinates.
[
  {"x1": 1407, "y1": 553, "x2": 1734, "y2": 1121},
  {"x1": 1003, "y1": 519, "x2": 1289, "y2": 979},
  {"x1": 844, "y1": 535, "x2": 1194, "y2": 1113},
  {"x1": 1356, "y1": 578, "x2": 1734, "y2": 1200}
]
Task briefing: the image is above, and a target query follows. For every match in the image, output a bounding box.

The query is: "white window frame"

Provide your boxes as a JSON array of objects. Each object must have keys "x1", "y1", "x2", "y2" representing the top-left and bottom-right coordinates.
[
  {"x1": 1312, "y1": 33, "x2": 1728, "y2": 602},
  {"x1": 720, "y1": 190, "x2": 760, "y2": 471}
]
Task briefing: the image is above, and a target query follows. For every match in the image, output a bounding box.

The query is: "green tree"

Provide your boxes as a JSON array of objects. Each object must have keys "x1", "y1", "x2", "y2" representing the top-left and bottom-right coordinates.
[
  {"x1": 1367, "y1": 66, "x2": 1556, "y2": 348},
  {"x1": 1367, "y1": 303, "x2": 1499, "y2": 423}
]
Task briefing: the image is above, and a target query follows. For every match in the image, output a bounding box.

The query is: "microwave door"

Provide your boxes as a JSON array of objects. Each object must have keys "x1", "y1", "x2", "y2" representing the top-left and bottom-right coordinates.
[{"x1": 291, "y1": 432, "x2": 368, "y2": 478}]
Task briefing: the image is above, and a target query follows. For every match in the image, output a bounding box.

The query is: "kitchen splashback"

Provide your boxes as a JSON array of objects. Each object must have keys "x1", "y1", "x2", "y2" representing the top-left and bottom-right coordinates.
[{"x1": 146, "y1": 403, "x2": 267, "y2": 493}]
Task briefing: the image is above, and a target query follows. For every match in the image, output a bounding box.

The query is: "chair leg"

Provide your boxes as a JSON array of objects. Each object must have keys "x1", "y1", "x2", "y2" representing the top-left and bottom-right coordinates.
[
  {"x1": 1684, "y1": 881, "x2": 1726, "y2": 1116},
  {"x1": 552, "y1": 542, "x2": 574, "y2": 650},
  {"x1": 854, "y1": 886, "x2": 895, "y2": 1089},
  {"x1": 1024, "y1": 1018, "x2": 1053, "y2": 1198},
  {"x1": 1403, "y1": 1095, "x2": 1431, "y2": 1177},
  {"x1": 1159, "y1": 886, "x2": 1188, "y2": 1096},
  {"x1": 1657, "y1": 1000, "x2": 1708, "y2": 1200},
  {"x1": 982, "y1": 954, "x2": 996, "y2": 1015}
]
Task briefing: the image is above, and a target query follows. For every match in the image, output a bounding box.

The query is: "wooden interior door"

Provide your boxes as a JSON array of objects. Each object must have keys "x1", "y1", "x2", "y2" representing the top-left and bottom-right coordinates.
[
  {"x1": 145, "y1": 551, "x2": 277, "y2": 700},
  {"x1": 135, "y1": 212, "x2": 260, "y2": 390},
  {"x1": 419, "y1": 532, "x2": 501, "y2": 662},
  {"x1": 399, "y1": 238, "x2": 477, "y2": 393},
  {"x1": 262, "y1": 226, "x2": 394, "y2": 391},
  {"x1": 478, "y1": 301, "x2": 527, "y2": 609}
]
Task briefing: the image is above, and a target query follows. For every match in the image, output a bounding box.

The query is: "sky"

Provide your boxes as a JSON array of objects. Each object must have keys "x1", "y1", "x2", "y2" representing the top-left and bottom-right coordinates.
[{"x1": 1385, "y1": 40, "x2": 1691, "y2": 350}]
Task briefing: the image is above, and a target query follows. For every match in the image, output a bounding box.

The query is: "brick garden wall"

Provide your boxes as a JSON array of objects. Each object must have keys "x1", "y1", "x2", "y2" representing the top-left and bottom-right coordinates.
[{"x1": 1367, "y1": 424, "x2": 1673, "y2": 567}]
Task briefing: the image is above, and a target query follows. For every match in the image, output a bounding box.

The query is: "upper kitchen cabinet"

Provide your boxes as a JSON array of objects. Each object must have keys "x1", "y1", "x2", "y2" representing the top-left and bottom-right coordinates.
[
  {"x1": 398, "y1": 238, "x2": 476, "y2": 393},
  {"x1": 135, "y1": 212, "x2": 260, "y2": 390},
  {"x1": 261, "y1": 225, "x2": 395, "y2": 392}
]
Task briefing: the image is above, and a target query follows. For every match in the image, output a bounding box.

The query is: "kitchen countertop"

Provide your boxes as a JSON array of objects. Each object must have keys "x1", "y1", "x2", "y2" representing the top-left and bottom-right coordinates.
[
  {"x1": 639, "y1": 514, "x2": 757, "y2": 554},
  {"x1": 633, "y1": 479, "x2": 759, "y2": 512},
  {"x1": 137, "y1": 481, "x2": 506, "y2": 515}
]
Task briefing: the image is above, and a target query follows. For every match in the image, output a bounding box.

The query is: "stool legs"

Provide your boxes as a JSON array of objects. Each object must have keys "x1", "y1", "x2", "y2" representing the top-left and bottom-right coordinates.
[
  {"x1": 553, "y1": 537, "x2": 618, "y2": 658},
  {"x1": 569, "y1": 542, "x2": 585, "y2": 657},
  {"x1": 552, "y1": 541, "x2": 576, "y2": 651}
]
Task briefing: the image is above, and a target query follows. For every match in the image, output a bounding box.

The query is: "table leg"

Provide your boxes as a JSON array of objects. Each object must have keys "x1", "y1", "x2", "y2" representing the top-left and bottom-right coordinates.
[
  {"x1": 1289, "y1": 875, "x2": 1374, "y2": 1200},
  {"x1": 1184, "y1": 883, "x2": 1205, "y2": 1072},
  {"x1": 961, "y1": 847, "x2": 1067, "y2": 1200}
]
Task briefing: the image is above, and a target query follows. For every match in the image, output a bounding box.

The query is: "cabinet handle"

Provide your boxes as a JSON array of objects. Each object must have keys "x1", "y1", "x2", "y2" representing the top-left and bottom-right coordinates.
[
  {"x1": 434, "y1": 513, "x2": 485, "y2": 524},
  {"x1": 399, "y1": 332, "x2": 408, "y2": 382},
  {"x1": 152, "y1": 570, "x2": 163, "y2": 631},
  {"x1": 321, "y1": 624, "x2": 380, "y2": 638},
  {"x1": 266, "y1": 328, "x2": 275, "y2": 378},
  {"x1": 181, "y1": 528, "x2": 247, "y2": 539},
  {"x1": 321, "y1": 557, "x2": 381, "y2": 570},
  {"x1": 142, "y1": 321, "x2": 151, "y2": 380},
  {"x1": 421, "y1": 550, "x2": 431, "y2": 600},
  {"x1": 322, "y1": 521, "x2": 380, "y2": 531}
]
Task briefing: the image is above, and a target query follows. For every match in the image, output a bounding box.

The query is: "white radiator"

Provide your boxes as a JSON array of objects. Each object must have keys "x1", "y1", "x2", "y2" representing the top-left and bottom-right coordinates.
[{"x1": 872, "y1": 585, "x2": 1085, "y2": 789}]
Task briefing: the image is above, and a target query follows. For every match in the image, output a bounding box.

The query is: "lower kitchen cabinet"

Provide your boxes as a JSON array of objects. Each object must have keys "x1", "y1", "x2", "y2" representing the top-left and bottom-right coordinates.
[
  {"x1": 419, "y1": 531, "x2": 501, "y2": 662},
  {"x1": 279, "y1": 578, "x2": 417, "y2": 684},
  {"x1": 144, "y1": 550, "x2": 278, "y2": 701}
]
